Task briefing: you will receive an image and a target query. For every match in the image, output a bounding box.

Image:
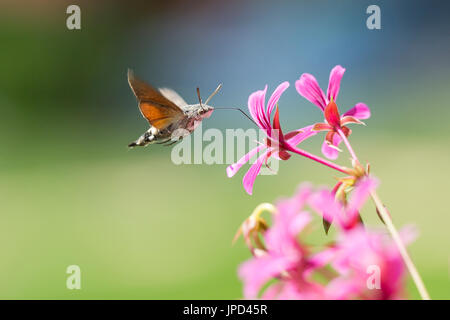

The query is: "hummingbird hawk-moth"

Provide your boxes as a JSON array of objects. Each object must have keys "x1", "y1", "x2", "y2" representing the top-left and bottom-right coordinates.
[{"x1": 127, "y1": 69, "x2": 222, "y2": 147}]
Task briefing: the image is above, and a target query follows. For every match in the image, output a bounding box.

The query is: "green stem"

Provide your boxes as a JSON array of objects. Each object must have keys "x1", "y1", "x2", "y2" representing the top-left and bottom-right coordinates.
[{"x1": 338, "y1": 130, "x2": 430, "y2": 300}]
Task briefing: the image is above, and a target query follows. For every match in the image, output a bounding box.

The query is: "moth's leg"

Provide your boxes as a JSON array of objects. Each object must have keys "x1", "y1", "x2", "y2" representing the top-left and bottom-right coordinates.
[
  {"x1": 156, "y1": 139, "x2": 171, "y2": 144},
  {"x1": 163, "y1": 137, "x2": 182, "y2": 146}
]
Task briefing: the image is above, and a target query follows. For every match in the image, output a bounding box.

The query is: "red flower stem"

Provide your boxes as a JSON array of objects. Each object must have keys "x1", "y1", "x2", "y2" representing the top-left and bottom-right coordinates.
[
  {"x1": 285, "y1": 144, "x2": 351, "y2": 175},
  {"x1": 337, "y1": 128, "x2": 431, "y2": 300}
]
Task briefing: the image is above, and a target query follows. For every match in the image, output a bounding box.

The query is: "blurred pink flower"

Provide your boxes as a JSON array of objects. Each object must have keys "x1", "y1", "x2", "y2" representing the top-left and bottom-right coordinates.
[
  {"x1": 260, "y1": 272, "x2": 327, "y2": 300},
  {"x1": 324, "y1": 226, "x2": 415, "y2": 300},
  {"x1": 237, "y1": 182, "x2": 413, "y2": 300},
  {"x1": 226, "y1": 82, "x2": 316, "y2": 195},
  {"x1": 306, "y1": 177, "x2": 412, "y2": 299},
  {"x1": 308, "y1": 176, "x2": 378, "y2": 230},
  {"x1": 238, "y1": 185, "x2": 326, "y2": 299},
  {"x1": 295, "y1": 65, "x2": 371, "y2": 159}
]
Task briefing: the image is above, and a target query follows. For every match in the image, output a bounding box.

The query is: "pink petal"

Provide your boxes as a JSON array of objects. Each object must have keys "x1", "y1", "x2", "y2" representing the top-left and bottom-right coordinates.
[
  {"x1": 261, "y1": 283, "x2": 283, "y2": 299},
  {"x1": 343, "y1": 102, "x2": 371, "y2": 120},
  {"x1": 266, "y1": 202, "x2": 309, "y2": 254},
  {"x1": 248, "y1": 86, "x2": 269, "y2": 129},
  {"x1": 326, "y1": 277, "x2": 361, "y2": 300},
  {"x1": 293, "y1": 183, "x2": 313, "y2": 207},
  {"x1": 289, "y1": 211, "x2": 312, "y2": 238},
  {"x1": 305, "y1": 248, "x2": 337, "y2": 277},
  {"x1": 327, "y1": 65, "x2": 345, "y2": 102},
  {"x1": 239, "y1": 255, "x2": 293, "y2": 299},
  {"x1": 226, "y1": 145, "x2": 266, "y2": 178},
  {"x1": 347, "y1": 177, "x2": 379, "y2": 218},
  {"x1": 243, "y1": 151, "x2": 269, "y2": 195},
  {"x1": 277, "y1": 280, "x2": 327, "y2": 300},
  {"x1": 257, "y1": 88, "x2": 271, "y2": 130},
  {"x1": 295, "y1": 74, "x2": 327, "y2": 111},
  {"x1": 285, "y1": 125, "x2": 316, "y2": 146},
  {"x1": 247, "y1": 90, "x2": 263, "y2": 128},
  {"x1": 321, "y1": 134, "x2": 342, "y2": 160},
  {"x1": 266, "y1": 81, "x2": 290, "y2": 123},
  {"x1": 308, "y1": 189, "x2": 342, "y2": 224}
]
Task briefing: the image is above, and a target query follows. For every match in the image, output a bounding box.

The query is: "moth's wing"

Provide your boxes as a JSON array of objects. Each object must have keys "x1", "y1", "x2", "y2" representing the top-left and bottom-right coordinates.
[
  {"x1": 158, "y1": 87, "x2": 188, "y2": 109},
  {"x1": 138, "y1": 101, "x2": 185, "y2": 130},
  {"x1": 127, "y1": 69, "x2": 184, "y2": 130}
]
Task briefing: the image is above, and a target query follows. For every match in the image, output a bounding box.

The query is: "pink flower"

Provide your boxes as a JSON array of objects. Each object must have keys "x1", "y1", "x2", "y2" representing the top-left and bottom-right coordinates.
[
  {"x1": 306, "y1": 178, "x2": 412, "y2": 299},
  {"x1": 238, "y1": 186, "x2": 326, "y2": 299},
  {"x1": 324, "y1": 226, "x2": 414, "y2": 300},
  {"x1": 237, "y1": 181, "x2": 413, "y2": 300},
  {"x1": 295, "y1": 65, "x2": 371, "y2": 159},
  {"x1": 227, "y1": 82, "x2": 316, "y2": 195},
  {"x1": 308, "y1": 176, "x2": 378, "y2": 230},
  {"x1": 260, "y1": 272, "x2": 326, "y2": 300}
]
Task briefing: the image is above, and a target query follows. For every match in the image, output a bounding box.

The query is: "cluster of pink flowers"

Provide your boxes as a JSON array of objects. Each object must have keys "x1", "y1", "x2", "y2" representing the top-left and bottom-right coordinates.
[
  {"x1": 237, "y1": 181, "x2": 413, "y2": 300},
  {"x1": 227, "y1": 65, "x2": 369, "y2": 195},
  {"x1": 229, "y1": 66, "x2": 423, "y2": 300}
]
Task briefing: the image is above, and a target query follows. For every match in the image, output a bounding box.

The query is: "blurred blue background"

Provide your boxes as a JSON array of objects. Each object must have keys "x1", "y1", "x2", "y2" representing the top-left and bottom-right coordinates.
[{"x1": 0, "y1": 0, "x2": 449, "y2": 299}]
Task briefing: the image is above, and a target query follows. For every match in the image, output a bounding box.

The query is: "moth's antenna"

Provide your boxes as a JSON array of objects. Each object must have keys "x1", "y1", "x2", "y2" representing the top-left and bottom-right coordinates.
[
  {"x1": 196, "y1": 87, "x2": 203, "y2": 108},
  {"x1": 205, "y1": 83, "x2": 223, "y2": 105},
  {"x1": 214, "y1": 107, "x2": 258, "y2": 127}
]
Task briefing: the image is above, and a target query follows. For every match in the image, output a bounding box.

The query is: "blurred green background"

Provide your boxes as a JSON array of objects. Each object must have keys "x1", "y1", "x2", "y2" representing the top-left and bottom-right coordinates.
[{"x1": 0, "y1": 0, "x2": 449, "y2": 299}]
